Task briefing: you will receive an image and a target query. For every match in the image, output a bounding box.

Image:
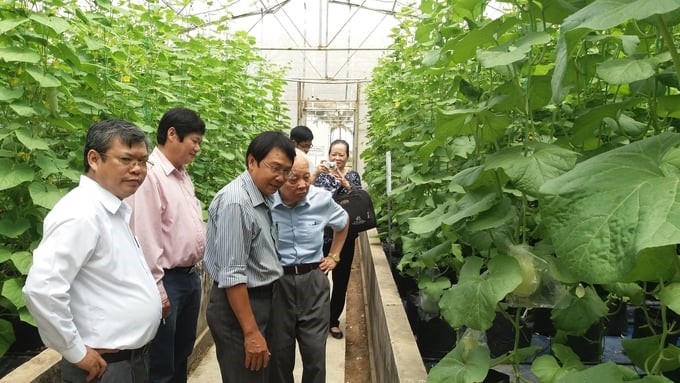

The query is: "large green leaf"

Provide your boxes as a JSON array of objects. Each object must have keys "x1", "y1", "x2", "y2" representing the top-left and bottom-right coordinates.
[
  {"x1": 441, "y1": 187, "x2": 498, "y2": 226},
  {"x1": 562, "y1": 0, "x2": 680, "y2": 32},
  {"x1": 484, "y1": 143, "x2": 578, "y2": 196},
  {"x1": 439, "y1": 256, "x2": 522, "y2": 331},
  {"x1": 597, "y1": 58, "x2": 656, "y2": 84},
  {"x1": 15, "y1": 129, "x2": 50, "y2": 151},
  {"x1": 427, "y1": 343, "x2": 490, "y2": 383},
  {"x1": 25, "y1": 67, "x2": 61, "y2": 87},
  {"x1": 540, "y1": 133, "x2": 680, "y2": 283},
  {"x1": 551, "y1": 286, "x2": 608, "y2": 335},
  {"x1": 562, "y1": 362, "x2": 640, "y2": 382},
  {"x1": 658, "y1": 283, "x2": 680, "y2": 315},
  {"x1": 0, "y1": 86, "x2": 23, "y2": 102},
  {"x1": 622, "y1": 335, "x2": 680, "y2": 373},
  {"x1": 0, "y1": 217, "x2": 30, "y2": 239},
  {"x1": 29, "y1": 182, "x2": 67, "y2": 209},
  {"x1": 0, "y1": 18, "x2": 29, "y2": 34},
  {"x1": 477, "y1": 32, "x2": 551, "y2": 68},
  {"x1": 1, "y1": 278, "x2": 25, "y2": 310},
  {"x1": 10, "y1": 251, "x2": 32, "y2": 275},
  {"x1": 0, "y1": 319, "x2": 15, "y2": 358},
  {"x1": 0, "y1": 159, "x2": 34, "y2": 191},
  {"x1": 657, "y1": 95, "x2": 680, "y2": 118},
  {"x1": 29, "y1": 14, "x2": 70, "y2": 34},
  {"x1": 0, "y1": 47, "x2": 40, "y2": 63}
]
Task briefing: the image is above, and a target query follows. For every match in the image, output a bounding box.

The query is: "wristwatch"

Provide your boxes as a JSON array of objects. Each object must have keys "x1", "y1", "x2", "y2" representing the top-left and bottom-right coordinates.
[{"x1": 328, "y1": 253, "x2": 340, "y2": 262}]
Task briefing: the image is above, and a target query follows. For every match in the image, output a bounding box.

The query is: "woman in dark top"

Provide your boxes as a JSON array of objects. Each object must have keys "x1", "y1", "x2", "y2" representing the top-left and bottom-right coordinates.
[{"x1": 312, "y1": 139, "x2": 361, "y2": 339}]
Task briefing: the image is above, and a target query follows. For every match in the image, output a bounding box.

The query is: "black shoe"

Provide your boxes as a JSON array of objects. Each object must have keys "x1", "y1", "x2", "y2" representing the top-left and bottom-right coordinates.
[{"x1": 329, "y1": 327, "x2": 343, "y2": 339}]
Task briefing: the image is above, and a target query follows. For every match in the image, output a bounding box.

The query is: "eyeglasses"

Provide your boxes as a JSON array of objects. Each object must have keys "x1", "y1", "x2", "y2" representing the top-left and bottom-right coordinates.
[
  {"x1": 261, "y1": 161, "x2": 293, "y2": 178},
  {"x1": 286, "y1": 172, "x2": 311, "y2": 185},
  {"x1": 98, "y1": 152, "x2": 153, "y2": 168}
]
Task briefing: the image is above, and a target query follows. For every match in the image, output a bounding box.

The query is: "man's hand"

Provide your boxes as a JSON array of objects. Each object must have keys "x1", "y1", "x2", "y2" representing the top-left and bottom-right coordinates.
[
  {"x1": 75, "y1": 347, "x2": 107, "y2": 382},
  {"x1": 243, "y1": 330, "x2": 270, "y2": 371},
  {"x1": 320, "y1": 256, "x2": 337, "y2": 274}
]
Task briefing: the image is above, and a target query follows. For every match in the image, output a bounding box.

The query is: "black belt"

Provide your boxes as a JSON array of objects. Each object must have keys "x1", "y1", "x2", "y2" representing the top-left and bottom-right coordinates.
[
  {"x1": 282, "y1": 263, "x2": 320, "y2": 275},
  {"x1": 164, "y1": 266, "x2": 195, "y2": 274},
  {"x1": 100, "y1": 345, "x2": 147, "y2": 364}
]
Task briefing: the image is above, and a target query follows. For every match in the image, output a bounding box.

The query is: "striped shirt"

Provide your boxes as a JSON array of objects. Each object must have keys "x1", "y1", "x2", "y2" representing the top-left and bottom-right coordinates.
[{"x1": 204, "y1": 171, "x2": 283, "y2": 288}]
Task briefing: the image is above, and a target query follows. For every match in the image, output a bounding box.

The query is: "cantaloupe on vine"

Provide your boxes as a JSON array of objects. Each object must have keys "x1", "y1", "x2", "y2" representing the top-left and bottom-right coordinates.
[{"x1": 508, "y1": 244, "x2": 540, "y2": 297}]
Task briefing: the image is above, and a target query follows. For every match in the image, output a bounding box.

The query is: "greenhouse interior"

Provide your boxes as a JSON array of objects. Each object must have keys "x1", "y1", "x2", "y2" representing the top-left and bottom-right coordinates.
[{"x1": 3, "y1": 0, "x2": 680, "y2": 382}]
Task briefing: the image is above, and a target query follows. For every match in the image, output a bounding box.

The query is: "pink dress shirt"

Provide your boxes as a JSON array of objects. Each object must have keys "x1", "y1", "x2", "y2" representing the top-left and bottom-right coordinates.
[{"x1": 127, "y1": 147, "x2": 206, "y2": 301}]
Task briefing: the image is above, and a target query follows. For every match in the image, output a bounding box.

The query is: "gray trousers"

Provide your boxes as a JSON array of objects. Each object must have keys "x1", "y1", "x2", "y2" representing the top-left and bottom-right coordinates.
[
  {"x1": 207, "y1": 282, "x2": 274, "y2": 383},
  {"x1": 60, "y1": 349, "x2": 149, "y2": 383},
  {"x1": 268, "y1": 269, "x2": 330, "y2": 383}
]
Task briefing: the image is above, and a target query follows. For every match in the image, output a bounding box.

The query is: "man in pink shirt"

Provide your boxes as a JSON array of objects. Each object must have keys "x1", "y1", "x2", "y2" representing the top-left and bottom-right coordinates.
[{"x1": 127, "y1": 107, "x2": 206, "y2": 383}]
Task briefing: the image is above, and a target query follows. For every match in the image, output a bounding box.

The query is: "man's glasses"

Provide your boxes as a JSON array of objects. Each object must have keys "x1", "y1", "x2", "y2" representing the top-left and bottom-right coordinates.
[
  {"x1": 262, "y1": 161, "x2": 293, "y2": 178},
  {"x1": 286, "y1": 172, "x2": 311, "y2": 185},
  {"x1": 98, "y1": 152, "x2": 153, "y2": 168}
]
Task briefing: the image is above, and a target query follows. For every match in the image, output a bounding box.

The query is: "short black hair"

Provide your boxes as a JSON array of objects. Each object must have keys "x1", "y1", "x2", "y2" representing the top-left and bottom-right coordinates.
[
  {"x1": 157, "y1": 107, "x2": 206, "y2": 145},
  {"x1": 290, "y1": 125, "x2": 313, "y2": 142},
  {"x1": 246, "y1": 131, "x2": 296, "y2": 166},
  {"x1": 84, "y1": 119, "x2": 148, "y2": 172}
]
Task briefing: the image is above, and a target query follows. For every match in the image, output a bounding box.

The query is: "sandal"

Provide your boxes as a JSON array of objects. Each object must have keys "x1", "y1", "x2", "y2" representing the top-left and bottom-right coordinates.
[{"x1": 329, "y1": 326, "x2": 343, "y2": 339}]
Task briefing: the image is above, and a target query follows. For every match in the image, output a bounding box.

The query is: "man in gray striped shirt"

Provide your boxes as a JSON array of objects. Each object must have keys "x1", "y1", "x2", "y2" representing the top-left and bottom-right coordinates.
[{"x1": 204, "y1": 131, "x2": 296, "y2": 383}]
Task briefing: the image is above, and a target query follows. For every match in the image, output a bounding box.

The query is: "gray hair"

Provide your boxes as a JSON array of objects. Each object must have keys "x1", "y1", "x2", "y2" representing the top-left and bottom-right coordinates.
[{"x1": 83, "y1": 119, "x2": 148, "y2": 172}]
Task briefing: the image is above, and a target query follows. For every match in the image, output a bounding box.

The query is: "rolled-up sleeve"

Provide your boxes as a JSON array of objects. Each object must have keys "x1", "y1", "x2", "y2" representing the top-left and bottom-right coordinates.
[{"x1": 209, "y1": 201, "x2": 253, "y2": 288}]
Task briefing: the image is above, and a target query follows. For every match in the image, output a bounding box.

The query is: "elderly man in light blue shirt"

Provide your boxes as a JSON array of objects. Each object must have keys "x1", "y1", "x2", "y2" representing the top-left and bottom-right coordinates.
[{"x1": 268, "y1": 150, "x2": 348, "y2": 383}]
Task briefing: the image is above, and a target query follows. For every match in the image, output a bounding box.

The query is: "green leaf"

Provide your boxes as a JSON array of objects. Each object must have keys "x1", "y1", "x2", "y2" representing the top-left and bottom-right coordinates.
[
  {"x1": 0, "y1": 47, "x2": 41, "y2": 63},
  {"x1": 439, "y1": 256, "x2": 522, "y2": 331},
  {"x1": 531, "y1": 355, "x2": 571, "y2": 383},
  {"x1": 623, "y1": 335, "x2": 680, "y2": 373},
  {"x1": 603, "y1": 282, "x2": 645, "y2": 305},
  {"x1": 0, "y1": 159, "x2": 34, "y2": 191},
  {"x1": 19, "y1": 307, "x2": 36, "y2": 327},
  {"x1": 10, "y1": 251, "x2": 32, "y2": 275},
  {"x1": 9, "y1": 103, "x2": 38, "y2": 117},
  {"x1": 552, "y1": 343, "x2": 584, "y2": 370},
  {"x1": 0, "y1": 18, "x2": 29, "y2": 34},
  {"x1": 0, "y1": 248, "x2": 10, "y2": 263},
  {"x1": 83, "y1": 36, "x2": 106, "y2": 50},
  {"x1": 409, "y1": 204, "x2": 447, "y2": 235},
  {"x1": 657, "y1": 95, "x2": 680, "y2": 118},
  {"x1": 562, "y1": 0, "x2": 680, "y2": 32},
  {"x1": 562, "y1": 362, "x2": 639, "y2": 382},
  {"x1": 623, "y1": 245, "x2": 678, "y2": 282},
  {"x1": 427, "y1": 343, "x2": 491, "y2": 383},
  {"x1": 540, "y1": 133, "x2": 680, "y2": 283},
  {"x1": 0, "y1": 86, "x2": 23, "y2": 102},
  {"x1": 0, "y1": 319, "x2": 15, "y2": 357},
  {"x1": 29, "y1": 14, "x2": 70, "y2": 34},
  {"x1": 465, "y1": 197, "x2": 517, "y2": 232},
  {"x1": 477, "y1": 32, "x2": 551, "y2": 68},
  {"x1": 423, "y1": 49, "x2": 441, "y2": 67},
  {"x1": 0, "y1": 217, "x2": 30, "y2": 239},
  {"x1": 25, "y1": 67, "x2": 61, "y2": 87},
  {"x1": 441, "y1": 187, "x2": 498, "y2": 226},
  {"x1": 659, "y1": 283, "x2": 680, "y2": 315},
  {"x1": 551, "y1": 286, "x2": 608, "y2": 335},
  {"x1": 2, "y1": 278, "x2": 25, "y2": 310},
  {"x1": 15, "y1": 129, "x2": 50, "y2": 151},
  {"x1": 571, "y1": 99, "x2": 640, "y2": 144},
  {"x1": 484, "y1": 143, "x2": 578, "y2": 196},
  {"x1": 597, "y1": 58, "x2": 656, "y2": 84},
  {"x1": 29, "y1": 182, "x2": 67, "y2": 209}
]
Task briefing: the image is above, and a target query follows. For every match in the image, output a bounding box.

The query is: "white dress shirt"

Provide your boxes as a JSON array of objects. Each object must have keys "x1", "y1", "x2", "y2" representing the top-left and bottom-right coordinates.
[{"x1": 23, "y1": 176, "x2": 162, "y2": 363}]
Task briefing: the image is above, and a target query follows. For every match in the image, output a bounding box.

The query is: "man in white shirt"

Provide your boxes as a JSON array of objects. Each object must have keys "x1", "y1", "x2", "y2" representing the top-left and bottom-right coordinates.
[{"x1": 23, "y1": 119, "x2": 162, "y2": 383}]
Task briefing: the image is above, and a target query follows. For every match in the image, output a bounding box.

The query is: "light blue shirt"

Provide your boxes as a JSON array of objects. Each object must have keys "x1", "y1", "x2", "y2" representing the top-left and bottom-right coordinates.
[
  {"x1": 204, "y1": 171, "x2": 283, "y2": 288},
  {"x1": 272, "y1": 186, "x2": 348, "y2": 266}
]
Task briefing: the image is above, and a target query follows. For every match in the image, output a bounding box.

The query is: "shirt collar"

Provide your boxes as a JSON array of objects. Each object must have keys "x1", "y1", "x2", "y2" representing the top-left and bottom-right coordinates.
[
  {"x1": 240, "y1": 171, "x2": 273, "y2": 208},
  {"x1": 79, "y1": 175, "x2": 131, "y2": 219},
  {"x1": 151, "y1": 147, "x2": 185, "y2": 177},
  {"x1": 272, "y1": 188, "x2": 311, "y2": 209}
]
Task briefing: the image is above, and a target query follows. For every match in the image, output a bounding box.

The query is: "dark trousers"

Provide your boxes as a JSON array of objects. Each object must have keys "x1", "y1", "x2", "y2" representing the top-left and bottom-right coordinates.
[
  {"x1": 324, "y1": 233, "x2": 358, "y2": 328},
  {"x1": 60, "y1": 348, "x2": 149, "y2": 383},
  {"x1": 207, "y1": 282, "x2": 274, "y2": 383},
  {"x1": 268, "y1": 269, "x2": 330, "y2": 383},
  {"x1": 149, "y1": 269, "x2": 201, "y2": 383}
]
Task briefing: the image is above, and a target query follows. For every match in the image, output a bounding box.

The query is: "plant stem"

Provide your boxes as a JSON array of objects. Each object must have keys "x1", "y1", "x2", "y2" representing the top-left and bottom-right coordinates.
[{"x1": 656, "y1": 15, "x2": 680, "y2": 85}]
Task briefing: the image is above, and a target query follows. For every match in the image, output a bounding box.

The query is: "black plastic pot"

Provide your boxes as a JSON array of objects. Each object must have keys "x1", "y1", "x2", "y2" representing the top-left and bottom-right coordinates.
[
  {"x1": 486, "y1": 311, "x2": 532, "y2": 358},
  {"x1": 565, "y1": 321, "x2": 604, "y2": 364},
  {"x1": 415, "y1": 316, "x2": 457, "y2": 360}
]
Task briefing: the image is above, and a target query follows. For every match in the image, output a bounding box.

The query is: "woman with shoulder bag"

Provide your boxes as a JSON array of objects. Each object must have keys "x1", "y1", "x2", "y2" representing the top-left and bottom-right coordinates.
[{"x1": 312, "y1": 139, "x2": 362, "y2": 340}]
